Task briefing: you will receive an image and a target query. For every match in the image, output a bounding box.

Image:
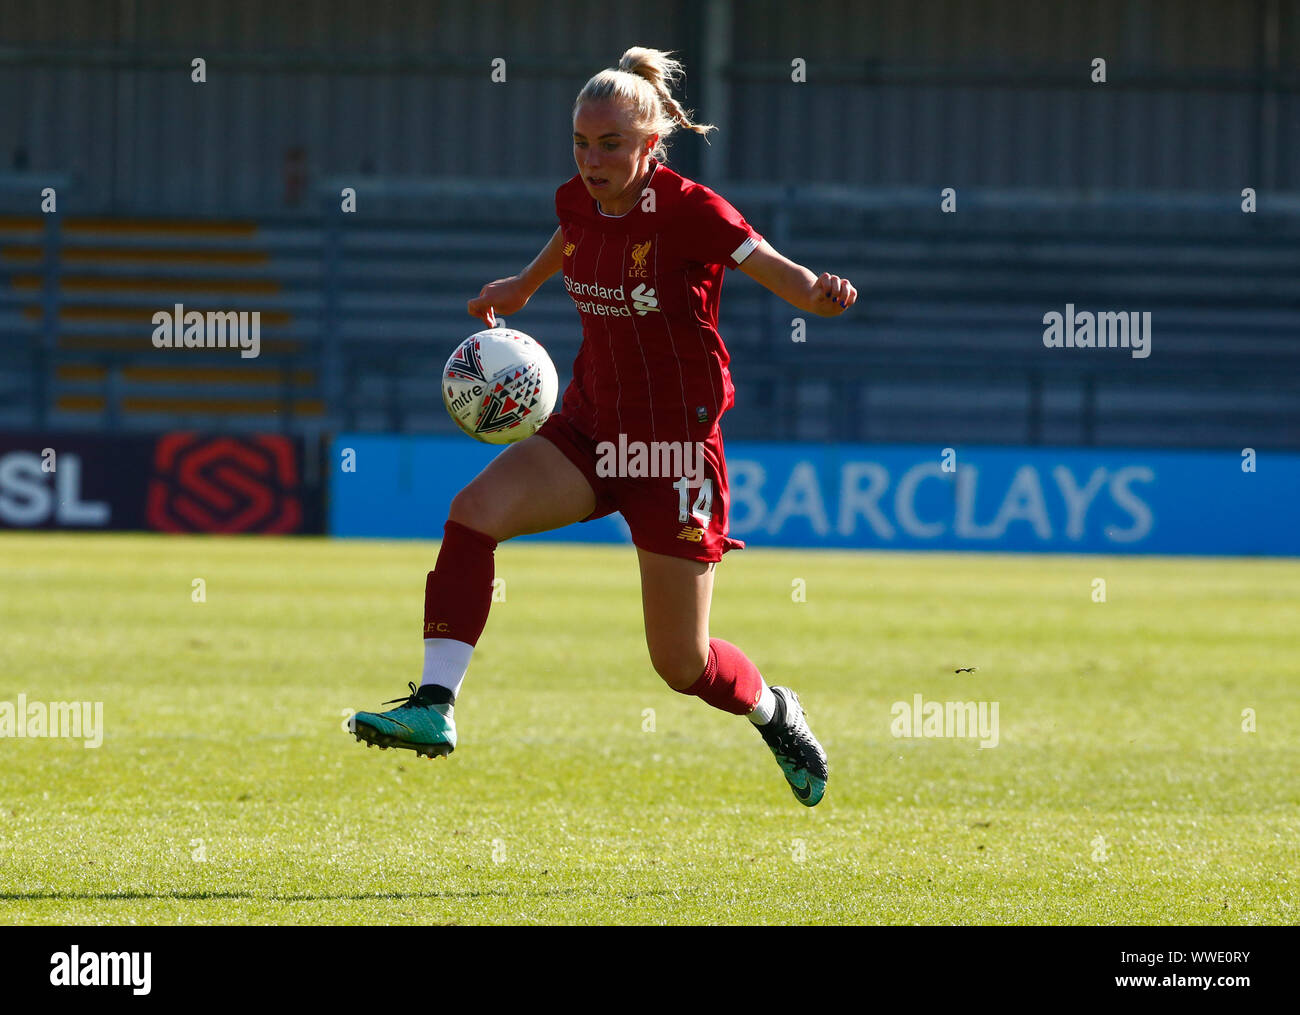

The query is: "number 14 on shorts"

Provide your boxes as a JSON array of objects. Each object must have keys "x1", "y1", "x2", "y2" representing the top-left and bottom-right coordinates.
[{"x1": 673, "y1": 477, "x2": 713, "y2": 526}]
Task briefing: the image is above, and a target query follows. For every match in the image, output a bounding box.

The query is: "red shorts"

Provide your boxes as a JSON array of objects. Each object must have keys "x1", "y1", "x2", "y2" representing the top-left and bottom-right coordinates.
[{"x1": 536, "y1": 412, "x2": 746, "y2": 563}]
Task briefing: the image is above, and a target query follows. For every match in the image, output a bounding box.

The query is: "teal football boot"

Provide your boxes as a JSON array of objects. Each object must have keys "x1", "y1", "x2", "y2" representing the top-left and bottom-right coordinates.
[
  {"x1": 348, "y1": 682, "x2": 457, "y2": 759},
  {"x1": 757, "y1": 687, "x2": 828, "y2": 806}
]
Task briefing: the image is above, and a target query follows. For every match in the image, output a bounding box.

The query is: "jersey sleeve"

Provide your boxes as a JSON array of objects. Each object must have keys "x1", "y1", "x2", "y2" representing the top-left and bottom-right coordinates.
[{"x1": 685, "y1": 187, "x2": 763, "y2": 270}]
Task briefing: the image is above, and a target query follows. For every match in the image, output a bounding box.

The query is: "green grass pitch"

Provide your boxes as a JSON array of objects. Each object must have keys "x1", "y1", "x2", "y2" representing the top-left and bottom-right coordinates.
[{"x1": 1, "y1": 532, "x2": 1296, "y2": 925}]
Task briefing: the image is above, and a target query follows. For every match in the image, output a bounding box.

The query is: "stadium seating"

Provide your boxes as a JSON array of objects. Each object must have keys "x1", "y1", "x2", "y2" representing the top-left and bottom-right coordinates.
[{"x1": 2, "y1": 185, "x2": 1297, "y2": 448}]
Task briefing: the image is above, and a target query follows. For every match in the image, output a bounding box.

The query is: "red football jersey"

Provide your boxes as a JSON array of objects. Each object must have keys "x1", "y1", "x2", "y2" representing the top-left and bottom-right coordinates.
[{"x1": 554, "y1": 158, "x2": 762, "y2": 444}]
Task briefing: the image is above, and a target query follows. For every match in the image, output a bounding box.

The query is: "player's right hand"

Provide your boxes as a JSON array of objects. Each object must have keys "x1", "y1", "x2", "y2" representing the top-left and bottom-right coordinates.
[{"x1": 468, "y1": 276, "x2": 528, "y2": 329}]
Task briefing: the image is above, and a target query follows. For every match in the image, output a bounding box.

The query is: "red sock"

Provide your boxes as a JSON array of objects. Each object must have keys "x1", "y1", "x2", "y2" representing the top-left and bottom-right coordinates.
[
  {"x1": 676, "y1": 638, "x2": 765, "y2": 715},
  {"x1": 424, "y1": 520, "x2": 497, "y2": 645}
]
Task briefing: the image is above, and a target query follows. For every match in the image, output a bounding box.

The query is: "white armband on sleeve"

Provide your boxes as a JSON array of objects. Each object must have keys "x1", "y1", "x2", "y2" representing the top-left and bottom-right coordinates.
[{"x1": 730, "y1": 234, "x2": 760, "y2": 266}]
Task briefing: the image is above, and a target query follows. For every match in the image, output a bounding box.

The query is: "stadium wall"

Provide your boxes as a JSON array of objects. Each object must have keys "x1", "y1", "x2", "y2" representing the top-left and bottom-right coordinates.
[
  {"x1": 327, "y1": 435, "x2": 1300, "y2": 556},
  {"x1": 4, "y1": 0, "x2": 1296, "y2": 213},
  {"x1": 7, "y1": 428, "x2": 1295, "y2": 554},
  {"x1": 0, "y1": 432, "x2": 325, "y2": 533}
]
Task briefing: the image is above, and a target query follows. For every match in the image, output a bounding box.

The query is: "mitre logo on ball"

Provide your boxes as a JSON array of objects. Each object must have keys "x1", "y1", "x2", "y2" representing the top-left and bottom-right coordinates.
[{"x1": 442, "y1": 328, "x2": 559, "y2": 445}]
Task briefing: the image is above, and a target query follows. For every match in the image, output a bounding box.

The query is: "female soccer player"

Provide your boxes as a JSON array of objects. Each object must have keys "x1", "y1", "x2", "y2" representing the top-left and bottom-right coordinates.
[{"x1": 348, "y1": 47, "x2": 856, "y2": 806}]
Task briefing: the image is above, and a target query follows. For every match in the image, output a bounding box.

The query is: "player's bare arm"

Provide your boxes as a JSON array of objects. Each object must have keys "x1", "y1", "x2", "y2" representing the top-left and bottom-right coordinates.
[
  {"x1": 738, "y1": 238, "x2": 857, "y2": 317},
  {"x1": 467, "y1": 225, "x2": 565, "y2": 327}
]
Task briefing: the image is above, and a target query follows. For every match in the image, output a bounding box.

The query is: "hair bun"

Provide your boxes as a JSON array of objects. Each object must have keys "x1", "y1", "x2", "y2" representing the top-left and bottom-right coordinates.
[{"x1": 618, "y1": 47, "x2": 654, "y2": 80}]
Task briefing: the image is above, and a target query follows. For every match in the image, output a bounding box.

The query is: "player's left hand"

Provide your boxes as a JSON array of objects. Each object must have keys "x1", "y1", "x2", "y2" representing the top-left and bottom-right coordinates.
[{"x1": 812, "y1": 272, "x2": 857, "y2": 316}]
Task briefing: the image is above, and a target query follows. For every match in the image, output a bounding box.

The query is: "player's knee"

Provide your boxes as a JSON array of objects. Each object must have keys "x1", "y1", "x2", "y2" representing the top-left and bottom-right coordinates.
[
  {"x1": 649, "y1": 646, "x2": 708, "y2": 691},
  {"x1": 448, "y1": 485, "x2": 506, "y2": 540}
]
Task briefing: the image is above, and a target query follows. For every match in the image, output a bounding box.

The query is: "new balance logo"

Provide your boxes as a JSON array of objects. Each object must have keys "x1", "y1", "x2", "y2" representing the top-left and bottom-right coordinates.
[
  {"x1": 563, "y1": 242, "x2": 575, "y2": 256},
  {"x1": 631, "y1": 283, "x2": 659, "y2": 315},
  {"x1": 676, "y1": 526, "x2": 704, "y2": 543}
]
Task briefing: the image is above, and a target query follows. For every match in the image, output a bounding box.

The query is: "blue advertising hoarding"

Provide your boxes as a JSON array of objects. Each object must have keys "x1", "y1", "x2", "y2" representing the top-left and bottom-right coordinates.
[{"x1": 329, "y1": 436, "x2": 1300, "y2": 556}]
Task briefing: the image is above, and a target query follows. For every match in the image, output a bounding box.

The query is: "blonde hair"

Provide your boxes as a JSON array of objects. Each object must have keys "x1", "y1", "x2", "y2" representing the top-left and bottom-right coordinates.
[{"x1": 574, "y1": 47, "x2": 716, "y2": 163}]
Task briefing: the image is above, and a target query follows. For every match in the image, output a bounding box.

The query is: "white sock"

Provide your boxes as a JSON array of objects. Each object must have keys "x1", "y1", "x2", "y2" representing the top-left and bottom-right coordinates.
[
  {"x1": 747, "y1": 684, "x2": 776, "y2": 725},
  {"x1": 421, "y1": 639, "x2": 474, "y2": 698}
]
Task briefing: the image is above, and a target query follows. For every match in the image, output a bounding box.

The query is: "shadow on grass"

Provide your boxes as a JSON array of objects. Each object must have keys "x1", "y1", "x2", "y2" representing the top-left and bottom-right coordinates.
[{"x1": 1, "y1": 888, "x2": 681, "y2": 902}]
